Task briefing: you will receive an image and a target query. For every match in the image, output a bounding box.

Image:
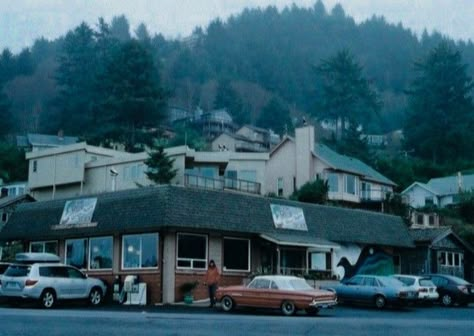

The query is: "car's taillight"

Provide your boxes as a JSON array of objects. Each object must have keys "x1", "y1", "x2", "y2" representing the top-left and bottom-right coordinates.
[
  {"x1": 25, "y1": 279, "x2": 38, "y2": 287},
  {"x1": 457, "y1": 286, "x2": 469, "y2": 294}
]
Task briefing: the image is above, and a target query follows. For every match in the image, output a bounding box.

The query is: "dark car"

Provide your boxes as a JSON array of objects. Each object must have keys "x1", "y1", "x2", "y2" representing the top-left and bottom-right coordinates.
[
  {"x1": 426, "y1": 274, "x2": 474, "y2": 307},
  {"x1": 323, "y1": 275, "x2": 418, "y2": 309}
]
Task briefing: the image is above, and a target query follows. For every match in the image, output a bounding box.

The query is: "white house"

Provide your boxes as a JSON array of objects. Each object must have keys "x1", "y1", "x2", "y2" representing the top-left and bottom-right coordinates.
[{"x1": 402, "y1": 173, "x2": 474, "y2": 208}]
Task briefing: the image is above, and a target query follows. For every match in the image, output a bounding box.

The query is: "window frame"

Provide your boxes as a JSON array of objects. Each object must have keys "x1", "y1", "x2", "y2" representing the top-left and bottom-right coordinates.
[
  {"x1": 327, "y1": 172, "x2": 339, "y2": 192},
  {"x1": 65, "y1": 238, "x2": 88, "y2": 270},
  {"x1": 176, "y1": 233, "x2": 208, "y2": 270},
  {"x1": 344, "y1": 174, "x2": 357, "y2": 195},
  {"x1": 29, "y1": 240, "x2": 58, "y2": 254},
  {"x1": 121, "y1": 233, "x2": 159, "y2": 270},
  {"x1": 33, "y1": 160, "x2": 38, "y2": 173},
  {"x1": 88, "y1": 236, "x2": 113, "y2": 271},
  {"x1": 222, "y1": 237, "x2": 251, "y2": 272}
]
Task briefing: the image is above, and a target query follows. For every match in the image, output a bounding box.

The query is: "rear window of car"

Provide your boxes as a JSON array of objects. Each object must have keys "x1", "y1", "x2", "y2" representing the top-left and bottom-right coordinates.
[
  {"x1": 419, "y1": 279, "x2": 435, "y2": 287},
  {"x1": 396, "y1": 277, "x2": 415, "y2": 286},
  {"x1": 4, "y1": 265, "x2": 31, "y2": 277}
]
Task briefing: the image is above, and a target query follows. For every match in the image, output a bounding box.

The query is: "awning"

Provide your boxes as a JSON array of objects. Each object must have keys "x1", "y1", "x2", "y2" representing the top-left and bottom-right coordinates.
[{"x1": 260, "y1": 233, "x2": 340, "y2": 249}]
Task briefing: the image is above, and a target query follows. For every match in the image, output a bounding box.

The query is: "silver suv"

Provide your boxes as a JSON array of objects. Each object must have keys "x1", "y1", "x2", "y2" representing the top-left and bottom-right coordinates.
[{"x1": 0, "y1": 263, "x2": 107, "y2": 308}]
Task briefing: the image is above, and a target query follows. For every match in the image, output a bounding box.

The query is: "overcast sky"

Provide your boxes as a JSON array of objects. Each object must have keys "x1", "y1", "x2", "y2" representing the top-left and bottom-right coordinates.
[{"x1": 1, "y1": 0, "x2": 473, "y2": 52}]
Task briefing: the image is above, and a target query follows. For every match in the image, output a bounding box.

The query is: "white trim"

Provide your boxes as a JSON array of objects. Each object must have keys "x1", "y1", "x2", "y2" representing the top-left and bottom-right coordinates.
[
  {"x1": 176, "y1": 233, "x2": 208, "y2": 270},
  {"x1": 260, "y1": 234, "x2": 339, "y2": 249},
  {"x1": 88, "y1": 236, "x2": 113, "y2": 271},
  {"x1": 121, "y1": 233, "x2": 159, "y2": 270},
  {"x1": 222, "y1": 237, "x2": 251, "y2": 272}
]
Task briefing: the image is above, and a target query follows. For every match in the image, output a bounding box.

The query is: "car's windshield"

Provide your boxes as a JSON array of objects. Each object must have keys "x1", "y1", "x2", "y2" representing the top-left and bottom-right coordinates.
[{"x1": 4, "y1": 265, "x2": 31, "y2": 277}]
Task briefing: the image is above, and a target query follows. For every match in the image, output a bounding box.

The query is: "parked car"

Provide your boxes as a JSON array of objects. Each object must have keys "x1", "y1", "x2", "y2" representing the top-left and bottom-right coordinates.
[
  {"x1": 323, "y1": 275, "x2": 418, "y2": 309},
  {"x1": 426, "y1": 274, "x2": 474, "y2": 307},
  {"x1": 392, "y1": 275, "x2": 438, "y2": 303},
  {"x1": 215, "y1": 275, "x2": 337, "y2": 316},
  {"x1": 0, "y1": 262, "x2": 12, "y2": 304},
  {"x1": 0, "y1": 260, "x2": 107, "y2": 308}
]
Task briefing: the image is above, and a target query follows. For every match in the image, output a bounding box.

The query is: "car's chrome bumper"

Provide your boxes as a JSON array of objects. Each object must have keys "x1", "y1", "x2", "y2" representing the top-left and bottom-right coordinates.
[{"x1": 309, "y1": 299, "x2": 338, "y2": 309}]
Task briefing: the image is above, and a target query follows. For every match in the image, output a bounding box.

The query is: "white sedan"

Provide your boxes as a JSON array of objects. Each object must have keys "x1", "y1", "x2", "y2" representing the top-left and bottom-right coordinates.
[{"x1": 392, "y1": 275, "x2": 439, "y2": 302}]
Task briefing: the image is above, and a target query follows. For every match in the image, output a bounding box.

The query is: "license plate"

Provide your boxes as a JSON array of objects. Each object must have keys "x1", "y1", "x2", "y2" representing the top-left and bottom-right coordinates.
[{"x1": 6, "y1": 282, "x2": 20, "y2": 289}]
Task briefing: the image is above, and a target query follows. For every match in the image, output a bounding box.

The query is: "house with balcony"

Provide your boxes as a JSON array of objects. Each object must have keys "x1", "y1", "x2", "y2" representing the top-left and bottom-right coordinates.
[
  {"x1": 401, "y1": 173, "x2": 474, "y2": 209},
  {"x1": 25, "y1": 142, "x2": 268, "y2": 201},
  {"x1": 265, "y1": 125, "x2": 396, "y2": 204}
]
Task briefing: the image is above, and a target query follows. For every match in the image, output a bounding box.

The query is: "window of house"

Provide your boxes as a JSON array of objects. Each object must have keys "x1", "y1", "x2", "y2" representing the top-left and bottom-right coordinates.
[
  {"x1": 225, "y1": 170, "x2": 238, "y2": 189},
  {"x1": 30, "y1": 241, "x2": 58, "y2": 254},
  {"x1": 176, "y1": 233, "x2": 207, "y2": 270},
  {"x1": 33, "y1": 160, "x2": 38, "y2": 173},
  {"x1": 65, "y1": 239, "x2": 88, "y2": 269},
  {"x1": 454, "y1": 253, "x2": 460, "y2": 267},
  {"x1": 1, "y1": 212, "x2": 8, "y2": 223},
  {"x1": 277, "y1": 177, "x2": 284, "y2": 197},
  {"x1": 239, "y1": 170, "x2": 256, "y2": 182},
  {"x1": 345, "y1": 175, "x2": 356, "y2": 195},
  {"x1": 310, "y1": 252, "x2": 331, "y2": 271},
  {"x1": 439, "y1": 251, "x2": 446, "y2": 266},
  {"x1": 361, "y1": 182, "x2": 371, "y2": 200},
  {"x1": 447, "y1": 252, "x2": 453, "y2": 266},
  {"x1": 122, "y1": 233, "x2": 158, "y2": 269},
  {"x1": 428, "y1": 215, "x2": 435, "y2": 226},
  {"x1": 425, "y1": 197, "x2": 434, "y2": 206},
  {"x1": 89, "y1": 236, "x2": 113, "y2": 270},
  {"x1": 327, "y1": 173, "x2": 338, "y2": 192},
  {"x1": 416, "y1": 214, "x2": 424, "y2": 225},
  {"x1": 223, "y1": 238, "x2": 250, "y2": 272}
]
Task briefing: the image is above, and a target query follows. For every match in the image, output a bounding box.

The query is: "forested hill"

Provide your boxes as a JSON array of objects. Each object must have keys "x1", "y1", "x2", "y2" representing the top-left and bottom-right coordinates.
[{"x1": 1, "y1": 1, "x2": 474, "y2": 137}]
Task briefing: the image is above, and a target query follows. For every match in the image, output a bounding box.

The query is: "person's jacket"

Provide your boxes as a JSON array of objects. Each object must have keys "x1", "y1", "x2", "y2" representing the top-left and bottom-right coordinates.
[{"x1": 204, "y1": 266, "x2": 220, "y2": 285}]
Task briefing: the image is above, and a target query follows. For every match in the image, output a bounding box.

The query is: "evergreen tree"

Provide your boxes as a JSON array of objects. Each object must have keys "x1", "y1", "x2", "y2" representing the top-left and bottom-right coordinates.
[
  {"x1": 0, "y1": 142, "x2": 27, "y2": 182},
  {"x1": 97, "y1": 40, "x2": 167, "y2": 150},
  {"x1": 315, "y1": 49, "x2": 380, "y2": 139},
  {"x1": 110, "y1": 15, "x2": 131, "y2": 41},
  {"x1": 145, "y1": 145, "x2": 177, "y2": 184},
  {"x1": 0, "y1": 85, "x2": 11, "y2": 137},
  {"x1": 404, "y1": 42, "x2": 474, "y2": 163},
  {"x1": 292, "y1": 180, "x2": 329, "y2": 205},
  {"x1": 256, "y1": 98, "x2": 293, "y2": 136},
  {"x1": 214, "y1": 79, "x2": 249, "y2": 125}
]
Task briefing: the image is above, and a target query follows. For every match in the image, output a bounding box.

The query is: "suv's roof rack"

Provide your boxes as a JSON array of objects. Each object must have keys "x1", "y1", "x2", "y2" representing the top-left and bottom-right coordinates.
[{"x1": 15, "y1": 253, "x2": 61, "y2": 264}]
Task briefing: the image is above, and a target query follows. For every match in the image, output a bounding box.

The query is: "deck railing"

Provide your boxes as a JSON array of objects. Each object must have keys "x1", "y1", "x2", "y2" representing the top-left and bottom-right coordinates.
[{"x1": 184, "y1": 174, "x2": 261, "y2": 195}]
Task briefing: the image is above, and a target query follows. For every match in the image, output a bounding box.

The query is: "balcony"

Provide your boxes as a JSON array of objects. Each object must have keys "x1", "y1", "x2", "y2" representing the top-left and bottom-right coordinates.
[{"x1": 184, "y1": 174, "x2": 261, "y2": 195}]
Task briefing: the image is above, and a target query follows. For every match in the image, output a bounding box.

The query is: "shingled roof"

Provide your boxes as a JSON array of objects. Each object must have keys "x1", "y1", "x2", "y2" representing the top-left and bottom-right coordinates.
[{"x1": 0, "y1": 186, "x2": 414, "y2": 248}]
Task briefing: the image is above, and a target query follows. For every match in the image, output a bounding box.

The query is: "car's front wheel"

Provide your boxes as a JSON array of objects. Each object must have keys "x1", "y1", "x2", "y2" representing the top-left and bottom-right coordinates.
[
  {"x1": 281, "y1": 300, "x2": 296, "y2": 316},
  {"x1": 374, "y1": 295, "x2": 386, "y2": 309},
  {"x1": 221, "y1": 296, "x2": 234, "y2": 312},
  {"x1": 40, "y1": 289, "x2": 56, "y2": 309},
  {"x1": 441, "y1": 294, "x2": 453, "y2": 307},
  {"x1": 89, "y1": 287, "x2": 103, "y2": 306}
]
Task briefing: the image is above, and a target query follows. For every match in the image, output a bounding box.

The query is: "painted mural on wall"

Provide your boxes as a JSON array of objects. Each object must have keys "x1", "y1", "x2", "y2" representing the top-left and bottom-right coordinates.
[{"x1": 334, "y1": 244, "x2": 394, "y2": 280}]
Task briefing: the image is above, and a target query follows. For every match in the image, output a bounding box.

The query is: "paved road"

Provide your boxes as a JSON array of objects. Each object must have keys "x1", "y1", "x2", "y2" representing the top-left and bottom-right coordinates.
[{"x1": 0, "y1": 304, "x2": 473, "y2": 336}]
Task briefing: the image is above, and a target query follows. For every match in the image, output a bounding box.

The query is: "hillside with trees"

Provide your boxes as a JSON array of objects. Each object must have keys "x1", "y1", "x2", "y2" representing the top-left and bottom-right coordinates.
[{"x1": 2, "y1": 1, "x2": 474, "y2": 189}]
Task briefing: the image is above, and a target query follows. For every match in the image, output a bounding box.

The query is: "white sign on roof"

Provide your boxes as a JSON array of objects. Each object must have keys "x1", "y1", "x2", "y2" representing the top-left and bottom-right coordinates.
[
  {"x1": 59, "y1": 198, "x2": 97, "y2": 226},
  {"x1": 270, "y1": 204, "x2": 308, "y2": 231}
]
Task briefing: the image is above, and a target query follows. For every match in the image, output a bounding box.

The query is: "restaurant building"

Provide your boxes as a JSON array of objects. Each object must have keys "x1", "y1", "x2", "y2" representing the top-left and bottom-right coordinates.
[{"x1": 0, "y1": 185, "x2": 413, "y2": 304}]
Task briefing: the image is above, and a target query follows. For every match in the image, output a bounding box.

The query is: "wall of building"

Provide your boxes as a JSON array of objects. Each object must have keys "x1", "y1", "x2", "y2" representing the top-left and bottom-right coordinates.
[
  {"x1": 265, "y1": 141, "x2": 296, "y2": 197},
  {"x1": 404, "y1": 185, "x2": 438, "y2": 208},
  {"x1": 211, "y1": 134, "x2": 237, "y2": 152}
]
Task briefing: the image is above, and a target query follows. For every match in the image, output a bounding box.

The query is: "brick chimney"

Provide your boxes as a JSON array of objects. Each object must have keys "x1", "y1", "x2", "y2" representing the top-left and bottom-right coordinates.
[{"x1": 295, "y1": 125, "x2": 315, "y2": 189}]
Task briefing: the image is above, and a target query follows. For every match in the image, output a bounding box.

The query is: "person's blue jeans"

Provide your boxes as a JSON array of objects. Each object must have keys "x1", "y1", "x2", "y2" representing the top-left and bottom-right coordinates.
[{"x1": 208, "y1": 283, "x2": 217, "y2": 306}]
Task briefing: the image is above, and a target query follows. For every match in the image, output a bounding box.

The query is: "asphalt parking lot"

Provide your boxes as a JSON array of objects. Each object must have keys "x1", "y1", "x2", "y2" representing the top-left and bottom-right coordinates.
[{"x1": 0, "y1": 302, "x2": 473, "y2": 336}]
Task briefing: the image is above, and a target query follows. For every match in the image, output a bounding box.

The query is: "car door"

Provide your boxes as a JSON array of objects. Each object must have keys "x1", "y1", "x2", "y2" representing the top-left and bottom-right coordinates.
[
  {"x1": 359, "y1": 276, "x2": 378, "y2": 302},
  {"x1": 50, "y1": 266, "x2": 70, "y2": 299},
  {"x1": 338, "y1": 276, "x2": 364, "y2": 302},
  {"x1": 243, "y1": 279, "x2": 270, "y2": 308},
  {"x1": 65, "y1": 267, "x2": 89, "y2": 298}
]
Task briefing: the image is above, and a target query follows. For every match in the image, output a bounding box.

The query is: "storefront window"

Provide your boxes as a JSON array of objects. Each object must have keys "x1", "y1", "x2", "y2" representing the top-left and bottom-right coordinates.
[
  {"x1": 122, "y1": 233, "x2": 158, "y2": 269},
  {"x1": 177, "y1": 233, "x2": 207, "y2": 269},
  {"x1": 223, "y1": 238, "x2": 250, "y2": 272},
  {"x1": 89, "y1": 236, "x2": 113, "y2": 270},
  {"x1": 65, "y1": 239, "x2": 88, "y2": 269},
  {"x1": 30, "y1": 241, "x2": 58, "y2": 254}
]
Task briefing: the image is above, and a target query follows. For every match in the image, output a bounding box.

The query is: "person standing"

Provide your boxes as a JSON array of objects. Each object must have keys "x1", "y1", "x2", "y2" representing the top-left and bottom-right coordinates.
[{"x1": 203, "y1": 259, "x2": 220, "y2": 307}]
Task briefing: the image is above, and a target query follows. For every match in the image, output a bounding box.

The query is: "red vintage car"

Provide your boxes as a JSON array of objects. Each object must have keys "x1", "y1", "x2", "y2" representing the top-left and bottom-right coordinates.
[{"x1": 216, "y1": 275, "x2": 337, "y2": 316}]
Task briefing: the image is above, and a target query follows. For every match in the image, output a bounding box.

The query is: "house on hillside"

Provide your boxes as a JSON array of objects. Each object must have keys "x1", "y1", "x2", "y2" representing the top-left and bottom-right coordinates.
[
  {"x1": 16, "y1": 132, "x2": 79, "y2": 152},
  {"x1": 402, "y1": 173, "x2": 474, "y2": 208},
  {"x1": 0, "y1": 181, "x2": 27, "y2": 197},
  {"x1": 211, "y1": 125, "x2": 280, "y2": 153},
  {"x1": 0, "y1": 185, "x2": 414, "y2": 304},
  {"x1": 266, "y1": 125, "x2": 396, "y2": 205}
]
